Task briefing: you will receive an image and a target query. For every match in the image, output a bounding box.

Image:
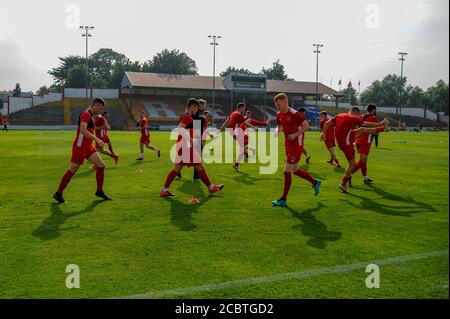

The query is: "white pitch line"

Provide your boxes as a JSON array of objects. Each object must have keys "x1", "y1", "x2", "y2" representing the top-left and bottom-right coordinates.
[{"x1": 114, "y1": 250, "x2": 448, "y2": 299}]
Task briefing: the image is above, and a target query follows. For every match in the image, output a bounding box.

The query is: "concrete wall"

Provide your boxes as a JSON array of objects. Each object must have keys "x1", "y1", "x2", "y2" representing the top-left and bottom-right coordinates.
[
  {"x1": 439, "y1": 115, "x2": 449, "y2": 125},
  {"x1": 92, "y1": 89, "x2": 119, "y2": 99},
  {"x1": 8, "y1": 97, "x2": 33, "y2": 114},
  {"x1": 303, "y1": 100, "x2": 438, "y2": 121},
  {"x1": 64, "y1": 88, "x2": 89, "y2": 98},
  {"x1": 64, "y1": 88, "x2": 119, "y2": 99},
  {"x1": 1, "y1": 102, "x2": 8, "y2": 116},
  {"x1": 33, "y1": 93, "x2": 63, "y2": 106}
]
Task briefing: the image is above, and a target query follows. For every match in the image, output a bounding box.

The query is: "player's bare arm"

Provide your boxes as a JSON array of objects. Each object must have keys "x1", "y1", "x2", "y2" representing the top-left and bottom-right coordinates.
[
  {"x1": 274, "y1": 124, "x2": 283, "y2": 137},
  {"x1": 80, "y1": 121, "x2": 104, "y2": 148},
  {"x1": 243, "y1": 119, "x2": 256, "y2": 130},
  {"x1": 219, "y1": 117, "x2": 229, "y2": 130},
  {"x1": 362, "y1": 118, "x2": 389, "y2": 128},
  {"x1": 321, "y1": 119, "x2": 332, "y2": 141}
]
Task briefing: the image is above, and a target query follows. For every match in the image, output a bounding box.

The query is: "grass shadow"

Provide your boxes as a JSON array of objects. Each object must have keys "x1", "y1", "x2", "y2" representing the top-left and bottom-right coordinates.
[
  {"x1": 333, "y1": 166, "x2": 346, "y2": 173},
  {"x1": 32, "y1": 200, "x2": 104, "y2": 241},
  {"x1": 130, "y1": 160, "x2": 146, "y2": 167},
  {"x1": 341, "y1": 184, "x2": 437, "y2": 217},
  {"x1": 75, "y1": 169, "x2": 96, "y2": 178},
  {"x1": 164, "y1": 180, "x2": 214, "y2": 231},
  {"x1": 285, "y1": 203, "x2": 342, "y2": 249},
  {"x1": 219, "y1": 172, "x2": 279, "y2": 185}
]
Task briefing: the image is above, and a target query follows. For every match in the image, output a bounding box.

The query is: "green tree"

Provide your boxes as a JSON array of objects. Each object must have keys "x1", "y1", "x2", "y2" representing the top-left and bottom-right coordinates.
[
  {"x1": 220, "y1": 66, "x2": 253, "y2": 77},
  {"x1": 407, "y1": 86, "x2": 429, "y2": 108},
  {"x1": 341, "y1": 87, "x2": 358, "y2": 105},
  {"x1": 48, "y1": 55, "x2": 85, "y2": 85},
  {"x1": 36, "y1": 85, "x2": 50, "y2": 96},
  {"x1": 12, "y1": 83, "x2": 21, "y2": 97},
  {"x1": 89, "y1": 48, "x2": 127, "y2": 83},
  {"x1": 65, "y1": 65, "x2": 89, "y2": 88},
  {"x1": 427, "y1": 80, "x2": 449, "y2": 114},
  {"x1": 146, "y1": 49, "x2": 198, "y2": 75},
  {"x1": 360, "y1": 74, "x2": 408, "y2": 106},
  {"x1": 261, "y1": 60, "x2": 293, "y2": 81}
]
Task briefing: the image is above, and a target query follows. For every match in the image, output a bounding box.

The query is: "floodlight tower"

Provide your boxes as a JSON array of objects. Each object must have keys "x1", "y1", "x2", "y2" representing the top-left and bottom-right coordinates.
[
  {"x1": 80, "y1": 26, "x2": 94, "y2": 107},
  {"x1": 313, "y1": 44, "x2": 324, "y2": 108},
  {"x1": 209, "y1": 35, "x2": 221, "y2": 115}
]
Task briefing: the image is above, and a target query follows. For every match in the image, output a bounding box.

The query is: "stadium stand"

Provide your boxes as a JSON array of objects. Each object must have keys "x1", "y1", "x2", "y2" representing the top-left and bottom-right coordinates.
[
  {"x1": 8, "y1": 98, "x2": 131, "y2": 129},
  {"x1": 7, "y1": 105, "x2": 64, "y2": 125}
]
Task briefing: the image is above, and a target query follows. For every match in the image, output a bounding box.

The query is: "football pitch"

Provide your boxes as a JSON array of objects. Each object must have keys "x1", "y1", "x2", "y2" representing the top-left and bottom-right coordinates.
[{"x1": 0, "y1": 130, "x2": 448, "y2": 299}]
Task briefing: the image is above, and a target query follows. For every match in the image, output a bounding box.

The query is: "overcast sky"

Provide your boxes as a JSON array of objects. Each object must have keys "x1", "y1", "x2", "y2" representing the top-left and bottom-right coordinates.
[{"x1": 0, "y1": 0, "x2": 448, "y2": 92}]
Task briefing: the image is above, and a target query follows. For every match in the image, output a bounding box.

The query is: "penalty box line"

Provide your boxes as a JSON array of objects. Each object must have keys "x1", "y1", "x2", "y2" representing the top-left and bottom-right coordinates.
[{"x1": 113, "y1": 249, "x2": 448, "y2": 299}]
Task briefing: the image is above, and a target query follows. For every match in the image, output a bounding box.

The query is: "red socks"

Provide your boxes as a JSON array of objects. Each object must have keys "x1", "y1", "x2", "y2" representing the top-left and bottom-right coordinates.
[
  {"x1": 57, "y1": 170, "x2": 75, "y2": 194},
  {"x1": 362, "y1": 162, "x2": 367, "y2": 176},
  {"x1": 164, "y1": 170, "x2": 178, "y2": 188},
  {"x1": 96, "y1": 167, "x2": 105, "y2": 191},
  {"x1": 294, "y1": 169, "x2": 316, "y2": 185},
  {"x1": 334, "y1": 158, "x2": 340, "y2": 166},
  {"x1": 281, "y1": 172, "x2": 292, "y2": 199},
  {"x1": 198, "y1": 169, "x2": 212, "y2": 187},
  {"x1": 108, "y1": 144, "x2": 114, "y2": 154},
  {"x1": 352, "y1": 160, "x2": 363, "y2": 174},
  {"x1": 342, "y1": 175, "x2": 349, "y2": 186}
]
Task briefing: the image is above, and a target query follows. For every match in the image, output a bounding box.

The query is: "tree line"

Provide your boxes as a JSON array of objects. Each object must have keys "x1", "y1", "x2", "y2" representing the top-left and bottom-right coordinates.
[{"x1": 29, "y1": 47, "x2": 449, "y2": 115}]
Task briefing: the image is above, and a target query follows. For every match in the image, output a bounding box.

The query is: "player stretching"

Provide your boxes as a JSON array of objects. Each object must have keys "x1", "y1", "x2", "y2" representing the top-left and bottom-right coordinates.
[
  {"x1": 349, "y1": 104, "x2": 379, "y2": 185},
  {"x1": 53, "y1": 98, "x2": 111, "y2": 203},
  {"x1": 241, "y1": 110, "x2": 270, "y2": 158},
  {"x1": 347, "y1": 125, "x2": 387, "y2": 186},
  {"x1": 298, "y1": 108, "x2": 311, "y2": 164},
  {"x1": 160, "y1": 98, "x2": 224, "y2": 197},
  {"x1": 319, "y1": 111, "x2": 340, "y2": 167},
  {"x1": 226, "y1": 103, "x2": 256, "y2": 172},
  {"x1": 321, "y1": 107, "x2": 388, "y2": 193},
  {"x1": 192, "y1": 99, "x2": 208, "y2": 180},
  {"x1": 136, "y1": 111, "x2": 160, "y2": 161},
  {"x1": 91, "y1": 111, "x2": 119, "y2": 168},
  {"x1": 272, "y1": 94, "x2": 321, "y2": 207}
]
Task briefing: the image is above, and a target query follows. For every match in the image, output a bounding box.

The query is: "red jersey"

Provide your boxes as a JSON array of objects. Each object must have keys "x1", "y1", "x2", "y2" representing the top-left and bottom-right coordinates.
[
  {"x1": 276, "y1": 108, "x2": 305, "y2": 146},
  {"x1": 229, "y1": 111, "x2": 246, "y2": 134},
  {"x1": 73, "y1": 110, "x2": 95, "y2": 148},
  {"x1": 177, "y1": 113, "x2": 194, "y2": 144},
  {"x1": 239, "y1": 117, "x2": 267, "y2": 131},
  {"x1": 356, "y1": 113, "x2": 378, "y2": 145},
  {"x1": 94, "y1": 115, "x2": 108, "y2": 139},
  {"x1": 320, "y1": 118, "x2": 335, "y2": 142},
  {"x1": 330, "y1": 113, "x2": 363, "y2": 145},
  {"x1": 140, "y1": 117, "x2": 149, "y2": 136}
]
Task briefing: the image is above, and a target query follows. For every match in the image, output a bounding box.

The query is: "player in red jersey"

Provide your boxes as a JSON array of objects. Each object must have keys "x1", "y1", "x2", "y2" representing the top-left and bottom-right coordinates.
[
  {"x1": 225, "y1": 103, "x2": 256, "y2": 172},
  {"x1": 271, "y1": 94, "x2": 321, "y2": 207},
  {"x1": 91, "y1": 111, "x2": 119, "y2": 168},
  {"x1": 298, "y1": 108, "x2": 311, "y2": 164},
  {"x1": 160, "y1": 98, "x2": 224, "y2": 197},
  {"x1": 321, "y1": 107, "x2": 388, "y2": 193},
  {"x1": 136, "y1": 111, "x2": 160, "y2": 161},
  {"x1": 53, "y1": 98, "x2": 111, "y2": 203},
  {"x1": 349, "y1": 104, "x2": 380, "y2": 186},
  {"x1": 319, "y1": 111, "x2": 341, "y2": 167},
  {"x1": 241, "y1": 110, "x2": 270, "y2": 159}
]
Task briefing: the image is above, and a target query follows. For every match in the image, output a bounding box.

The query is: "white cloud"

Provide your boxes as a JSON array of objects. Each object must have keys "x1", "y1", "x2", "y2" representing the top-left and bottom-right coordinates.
[{"x1": 0, "y1": 39, "x2": 52, "y2": 92}]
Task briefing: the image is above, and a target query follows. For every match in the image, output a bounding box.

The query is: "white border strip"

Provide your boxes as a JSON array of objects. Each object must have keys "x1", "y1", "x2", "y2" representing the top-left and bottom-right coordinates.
[{"x1": 113, "y1": 250, "x2": 448, "y2": 299}]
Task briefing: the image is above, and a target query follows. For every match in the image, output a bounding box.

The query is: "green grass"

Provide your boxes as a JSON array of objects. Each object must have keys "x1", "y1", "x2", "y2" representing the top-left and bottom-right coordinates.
[{"x1": 0, "y1": 130, "x2": 448, "y2": 299}]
